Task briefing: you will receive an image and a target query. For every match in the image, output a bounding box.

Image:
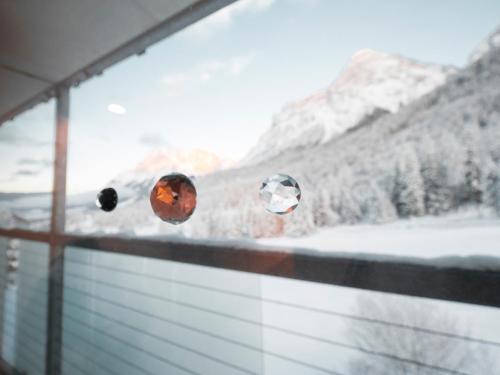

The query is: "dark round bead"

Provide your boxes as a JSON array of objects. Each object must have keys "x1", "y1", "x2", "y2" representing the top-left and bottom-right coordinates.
[{"x1": 96, "y1": 188, "x2": 118, "y2": 212}]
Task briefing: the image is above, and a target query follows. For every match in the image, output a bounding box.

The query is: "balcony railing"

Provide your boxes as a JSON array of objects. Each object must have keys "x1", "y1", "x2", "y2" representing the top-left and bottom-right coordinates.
[{"x1": 0, "y1": 229, "x2": 500, "y2": 375}]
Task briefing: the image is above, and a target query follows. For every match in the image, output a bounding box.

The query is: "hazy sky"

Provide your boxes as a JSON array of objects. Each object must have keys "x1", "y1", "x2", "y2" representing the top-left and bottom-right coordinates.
[{"x1": 1, "y1": 0, "x2": 500, "y2": 193}]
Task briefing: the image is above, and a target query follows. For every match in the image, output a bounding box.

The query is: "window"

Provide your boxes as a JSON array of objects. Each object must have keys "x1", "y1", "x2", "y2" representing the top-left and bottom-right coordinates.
[
  {"x1": 0, "y1": 100, "x2": 55, "y2": 231},
  {"x1": 64, "y1": 0, "x2": 500, "y2": 263}
]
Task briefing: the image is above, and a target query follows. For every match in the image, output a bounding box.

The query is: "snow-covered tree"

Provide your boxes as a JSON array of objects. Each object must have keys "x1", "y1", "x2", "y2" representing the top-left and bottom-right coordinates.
[
  {"x1": 327, "y1": 169, "x2": 363, "y2": 224},
  {"x1": 312, "y1": 187, "x2": 339, "y2": 227},
  {"x1": 393, "y1": 147, "x2": 425, "y2": 217},
  {"x1": 462, "y1": 124, "x2": 483, "y2": 205},
  {"x1": 420, "y1": 141, "x2": 452, "y2": 215},
  {"x1": 496, "y1": 173, "x2": 500, "y2": 216},
  {"x1": 284, "y1": 190, "x2": 315, "y2": 237},
  {"x1": 353, "y1": 180, "x2": 397, "y2": 223},
  {"x1": 482, "y1": 158, "x2": 498, "y2": 210}
]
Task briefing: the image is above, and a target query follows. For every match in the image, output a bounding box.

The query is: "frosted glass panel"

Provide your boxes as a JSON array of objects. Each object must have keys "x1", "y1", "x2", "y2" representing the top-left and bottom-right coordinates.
[
  {"x1": 59, "y1": 245, "x2": 500, "y2": 375},
  {"x1": 61, "y1": 247, "x2": 264, "y2": 375},
  {"x1": 260, "y1": 275, "x2": 500, "y2": 374},
  {"x1": 0, "y1": 237, "x2": 49, "y2": 374}
]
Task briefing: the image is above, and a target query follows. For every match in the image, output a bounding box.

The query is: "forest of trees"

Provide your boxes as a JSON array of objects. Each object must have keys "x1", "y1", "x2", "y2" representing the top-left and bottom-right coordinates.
[
  {"x1": 183, "y1": 117, "x2": 500, "y2": 240},
  {"x1": 183, "y1": 46, "x2": 500, "y2": 239}
]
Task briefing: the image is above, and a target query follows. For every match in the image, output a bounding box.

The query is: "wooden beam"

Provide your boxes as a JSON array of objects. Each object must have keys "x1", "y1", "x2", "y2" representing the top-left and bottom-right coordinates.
[
  {"x1": 45, "y1": 86, "x2": 69, "y2": 375},
  {"x1": 3, "y1": 228, "x2": 498, "y2": 309}
]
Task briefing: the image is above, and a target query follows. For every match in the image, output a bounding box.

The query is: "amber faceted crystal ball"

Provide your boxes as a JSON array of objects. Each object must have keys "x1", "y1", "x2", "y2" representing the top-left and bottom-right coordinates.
[{"x1": 150, "y1": 174, "x2": 197, "y2": 224}]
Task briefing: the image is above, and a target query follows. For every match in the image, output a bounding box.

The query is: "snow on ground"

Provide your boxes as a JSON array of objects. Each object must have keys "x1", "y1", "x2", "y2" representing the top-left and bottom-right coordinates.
[{"x1": 259, "y1": 210, "x2": 500, "y2": 258}]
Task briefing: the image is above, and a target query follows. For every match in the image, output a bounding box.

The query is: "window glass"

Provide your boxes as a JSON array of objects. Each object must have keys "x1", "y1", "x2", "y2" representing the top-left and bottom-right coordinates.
[
  {"x1": 0, "y1": 100, "x2": 55, "y2": 231},
  {"x1": 66, "y1": 0, "x2": 500, "y2": 265},
  {"x1": 61, "y1": 246, "x2": 263, "y2": 375},
  {"x1": 259, "y1": 274, "x2": 500, "y2": 373},
  {"x1": 0, "y1": 236, "x2": 49, "y2": 374}
]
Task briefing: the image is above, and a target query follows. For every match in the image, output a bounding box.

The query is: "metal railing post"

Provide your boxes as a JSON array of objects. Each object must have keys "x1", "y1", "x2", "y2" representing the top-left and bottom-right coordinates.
[{"x1": 46, "y1": 86, "x2": 69, "y2": 375}]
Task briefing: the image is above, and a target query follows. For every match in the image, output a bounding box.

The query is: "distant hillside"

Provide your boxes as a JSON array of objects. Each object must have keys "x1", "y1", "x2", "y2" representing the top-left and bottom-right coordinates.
[
  {"x1": 0, "y1": 192, "x2": 49, "y2": 201},
  {"x1": 184, "y1": 49, "x2": 500, "y2": 238}
]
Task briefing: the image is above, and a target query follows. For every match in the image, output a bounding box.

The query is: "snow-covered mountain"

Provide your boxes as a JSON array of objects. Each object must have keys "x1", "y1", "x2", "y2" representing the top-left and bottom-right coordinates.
[
  {"x1": 62, "y1": 148, "x2": 234, "y2": 234},
  {"x1": 0, "y1": 148, "x2": 230, "y2": 231},
  {"x1": 242, "y1": 49, "x2": 455, "y2": 165},
  {"x1": 135, "y1": 148, "x2": 232, "y2": 175},
  {"x1": 104, "y1": 148, "x2": 232, "y2": 200}
]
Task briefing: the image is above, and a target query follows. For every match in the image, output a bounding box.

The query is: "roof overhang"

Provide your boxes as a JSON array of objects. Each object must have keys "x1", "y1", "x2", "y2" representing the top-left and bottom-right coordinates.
[{"x1": 0, "y1": 0, "x2": 236, "y2": 124}]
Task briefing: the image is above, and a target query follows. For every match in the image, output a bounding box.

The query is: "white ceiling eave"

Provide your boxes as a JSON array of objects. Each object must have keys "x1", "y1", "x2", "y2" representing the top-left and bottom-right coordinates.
[{"x1": 0, "y1": 0, "x2": 236, "y2": 124}]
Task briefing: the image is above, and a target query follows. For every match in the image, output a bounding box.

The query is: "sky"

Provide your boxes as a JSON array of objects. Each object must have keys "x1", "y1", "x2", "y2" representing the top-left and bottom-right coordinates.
[{"x1": 1, "y1": 0, "x2": 500, "y2": 193}]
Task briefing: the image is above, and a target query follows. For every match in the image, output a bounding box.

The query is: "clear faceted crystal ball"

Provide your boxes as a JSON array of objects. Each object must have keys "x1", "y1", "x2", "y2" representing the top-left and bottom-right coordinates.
[{"x1": 259, "y1": 174, "x2": 301, "y2": 214}]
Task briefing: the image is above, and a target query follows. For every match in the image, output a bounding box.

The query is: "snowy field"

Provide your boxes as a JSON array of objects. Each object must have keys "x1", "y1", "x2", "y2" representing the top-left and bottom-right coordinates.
[{"x1": 259, "y1": 210, "x2": 500, "y2": 259}]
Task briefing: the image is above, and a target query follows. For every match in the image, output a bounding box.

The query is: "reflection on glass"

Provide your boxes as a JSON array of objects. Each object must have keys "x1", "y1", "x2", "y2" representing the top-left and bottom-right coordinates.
[
  {"x1": 260, "y1": 275, "x2": 500, "y2": 374},
  {"x1": 347, "y1": 294, "x2": 496, "y2": 374}
]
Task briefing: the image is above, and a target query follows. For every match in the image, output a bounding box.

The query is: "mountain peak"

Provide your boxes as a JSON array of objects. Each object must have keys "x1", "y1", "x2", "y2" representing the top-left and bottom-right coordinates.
[
  {"x1": 469, "y1": 25, "x2": 500, "y2": 64},
  {"x1": 348, "y1": 48, "x2": 388, "y2": 63},
  {"x1": 241, "y1": 50, "x2": 454, "y2": 165},
  {"x1": 104, "y1": 148, "x2": 233, "y2": 202},
  {"x1": 135, "y1": 148, "x2": 230, "y2": 176}
]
